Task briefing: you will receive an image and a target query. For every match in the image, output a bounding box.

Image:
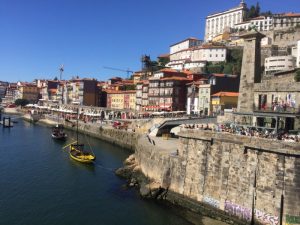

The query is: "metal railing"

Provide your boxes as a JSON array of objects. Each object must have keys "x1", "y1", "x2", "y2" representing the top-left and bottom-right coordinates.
[{"x1": 253, "y1": 105, "x2": 300, "y2": 114}]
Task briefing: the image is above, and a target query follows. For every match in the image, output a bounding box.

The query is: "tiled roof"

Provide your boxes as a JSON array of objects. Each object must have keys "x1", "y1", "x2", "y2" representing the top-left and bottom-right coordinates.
[
  {"x1": 282, "y1": 13, "x2": 300, "y2": 17},
  {"x1": 160, "y1": 76, "x2": 191, "y2": 81},
  {"x1": 212, "y1": 92, "x2": 239, "y2": 97},
  {"x1": 170, "y1": 37, "x2": 200, "y2": 47},
  {"x1": 106, "y1": 90, "x2": 136, "y2": 94},
  {"x1": 158, "y1": 53, "x2": 170, "y2": 58},
  {"x1": 211, "y1": 73, "x2": 238, "y2": 78}
]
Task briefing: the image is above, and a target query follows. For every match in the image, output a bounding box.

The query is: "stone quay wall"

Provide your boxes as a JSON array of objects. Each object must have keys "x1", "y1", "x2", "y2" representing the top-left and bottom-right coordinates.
[
  {"x1": 36, "y1": 117, "x2": 139, "y2": 152},
  {"x1": 135, "y1": 130, "x2": 300, "y2": 225}
]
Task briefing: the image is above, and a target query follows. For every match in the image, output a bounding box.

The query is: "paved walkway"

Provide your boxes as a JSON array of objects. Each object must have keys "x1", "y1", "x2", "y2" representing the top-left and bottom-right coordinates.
[{"x1": 141, "y1": 135, "x2": 179, "y2": 156}]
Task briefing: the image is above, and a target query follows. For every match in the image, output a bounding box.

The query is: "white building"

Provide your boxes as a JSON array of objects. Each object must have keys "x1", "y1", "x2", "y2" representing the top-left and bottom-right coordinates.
[
  {"x1": 261, "y1": 37, "x2": 272, "y2": 46},
  {"x1": 170, "y1": 49, "x2": 192, "y2": 62},
  {"x1": 265, "y1": 55, "x2": 296, "y2": 75},
  {"x1": 192, "y1": 46, "x2": 227, "y2": 62},
  {"x1": 170, "y1": 38, "x2": 202, "y2": 54},
  {"x1": 233, "y1": 21, "x2": 251, "y2": 31},
  {"x1": 233, "y1": 16, "x2": 273, "y2": 32},
  {"x1": 273, "y1": 13, "x2": 300, "y2": 30},
  {"x1": 205, "y1": 1, "x2": 247, "y2": 41},
  {"x1": 249, "y1": 16, "x2": 273, "y2": 31},
  {"x1": 292, "y1": 40, "x2": 300, "y2": 68}
]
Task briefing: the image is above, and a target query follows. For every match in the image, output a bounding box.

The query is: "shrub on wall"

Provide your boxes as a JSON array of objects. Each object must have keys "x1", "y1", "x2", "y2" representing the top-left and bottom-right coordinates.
[{"x1": 295, "y1": 70, "x2": 300, "y2": 82}]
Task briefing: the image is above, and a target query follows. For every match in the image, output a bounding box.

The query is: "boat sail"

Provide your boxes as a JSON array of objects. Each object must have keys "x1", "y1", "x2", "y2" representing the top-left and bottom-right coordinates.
[{"x1": 69, "y1": 108, "x2": 95, "y2": 163}]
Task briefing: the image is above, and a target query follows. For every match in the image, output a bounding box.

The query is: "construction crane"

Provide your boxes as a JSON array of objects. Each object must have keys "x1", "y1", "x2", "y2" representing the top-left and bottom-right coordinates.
[{"x1": 103, "y1": 66, "x2": 134, "y2": 79}]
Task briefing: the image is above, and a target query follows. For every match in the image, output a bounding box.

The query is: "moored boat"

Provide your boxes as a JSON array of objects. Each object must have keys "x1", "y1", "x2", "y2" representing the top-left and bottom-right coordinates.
[
  {"x1": 52, "y1": 124, "x2": 67, "y2": 140},
  {"x1": 68, "y1": 108, "x2": 95, "y2": 163}
]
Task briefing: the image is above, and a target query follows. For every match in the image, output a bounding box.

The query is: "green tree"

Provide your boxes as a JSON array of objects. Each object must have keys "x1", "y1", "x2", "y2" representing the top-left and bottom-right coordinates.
[
  {"x1": 255, "y1": 2, "x2": 260, "y2": 17},
  {"x1": 15, "y1": 99, "x2": 29, "y2": 107},
  {"x1": 54, "y1": 76, "x2": 58, "y2": 81},
  {"x1": 246, "y1": 3, "x2": 260, "y2": 19},
  {"x1": 223, "y1": 64, "x2": 233, "y2": 74},
  {"x1": 260, "y1": 10, "x2": 272, "y2": 17},
  {"x1": 295, "y1": 70, "x2": 300, "y2": 82}
]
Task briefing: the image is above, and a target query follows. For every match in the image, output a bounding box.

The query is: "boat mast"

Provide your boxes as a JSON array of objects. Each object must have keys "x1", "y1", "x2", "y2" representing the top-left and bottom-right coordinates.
[{"x1": 77, "y1": 107, "x2": 79, "y2": 145}]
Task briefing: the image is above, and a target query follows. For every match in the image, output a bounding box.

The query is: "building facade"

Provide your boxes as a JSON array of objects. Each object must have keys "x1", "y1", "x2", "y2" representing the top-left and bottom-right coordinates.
[
  {"x1": 199, "y1": 75, "x2": 240, "y2": 116},
  {"x1": 17, "y1": 82, "x2": 40, "y2": 103},
  {"x1": 170, "y1": 38, "x2": 202, "y2": 54},
  {"x1": 265, "y1": 55, "x2": 296, "y2": 75},
  {"x1": 273, "y1": 13, "x2": 300, "y2": 31},
  {"x1": 211, "y1": 91, "x2": 239, "y2": 115},
  {"x1": 205, "y1": 1, "x2": 247, "y2": 41}
]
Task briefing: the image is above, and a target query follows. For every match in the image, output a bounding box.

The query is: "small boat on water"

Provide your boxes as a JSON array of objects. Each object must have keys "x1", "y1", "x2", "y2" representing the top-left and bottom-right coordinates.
[
  {"x1": 69, "y1": 143, "x2": 96, "y2": 163},
  {"x1": 52, "y1": 124, "x2": 67, "y2": 140},
  {"x1": 68, "y1": 109, "x2": 95, "y2": 164}
]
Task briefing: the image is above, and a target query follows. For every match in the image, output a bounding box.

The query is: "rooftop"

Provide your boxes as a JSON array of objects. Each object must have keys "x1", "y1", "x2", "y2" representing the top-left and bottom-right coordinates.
[{"x1": 212, "y1": 92, "x2": 239, "y2": 97}]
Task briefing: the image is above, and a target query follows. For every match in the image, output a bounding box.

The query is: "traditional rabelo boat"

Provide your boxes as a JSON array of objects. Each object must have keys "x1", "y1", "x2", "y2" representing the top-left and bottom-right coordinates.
[
  {"x1": 52, "y1": 124, "x2": 67, "y2": 140},
  {"x1": 69, "y1": 109, "x2": 95, "y2": 163}
]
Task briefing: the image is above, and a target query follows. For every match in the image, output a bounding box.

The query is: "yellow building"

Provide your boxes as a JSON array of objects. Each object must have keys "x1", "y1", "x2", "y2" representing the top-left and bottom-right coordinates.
[
  {"x1": 211, "y1": 92, "x2": 239, "y2": 114},
  {"x1": 107, "y1": 90, "x2": 136, "y2": 110},
  {"x1": 18, "y1": 83, "x2": 40, "y2": 103},
  {"x1": 212, "y1": 32, "x2": 231, "y2": 42},
  {"x1": 108, "y1": 91, "x2": 124, "y2": 109},
  {"x1": 126, "y1": 91, "x2": 136, "y2": 110}
]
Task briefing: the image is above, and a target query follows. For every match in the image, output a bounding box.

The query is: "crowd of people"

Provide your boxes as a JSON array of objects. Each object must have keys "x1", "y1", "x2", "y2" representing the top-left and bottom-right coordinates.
[{"x1": 181, "y1": 123, "x2": 299, "y2": 143}]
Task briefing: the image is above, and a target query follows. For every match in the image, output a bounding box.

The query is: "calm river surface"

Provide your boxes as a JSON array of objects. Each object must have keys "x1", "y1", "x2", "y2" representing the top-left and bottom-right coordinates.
[{"x1": 0, "y1": 117, "x2": 227, "y2": 225}]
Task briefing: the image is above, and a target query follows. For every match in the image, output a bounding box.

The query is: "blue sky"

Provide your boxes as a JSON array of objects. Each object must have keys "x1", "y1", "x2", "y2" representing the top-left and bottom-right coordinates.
[{"x1": 0, "y1": 0, "x2": 299, "y2": 82}]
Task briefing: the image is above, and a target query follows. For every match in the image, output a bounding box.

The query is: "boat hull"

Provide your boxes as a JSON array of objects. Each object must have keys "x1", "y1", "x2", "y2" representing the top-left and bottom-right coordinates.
[
  {"x1": 51, "y1": 133, "x2": 67, "y2": 140},
  {"x1": 69, "y1": 146, "x2": 95, "y2": 164}
]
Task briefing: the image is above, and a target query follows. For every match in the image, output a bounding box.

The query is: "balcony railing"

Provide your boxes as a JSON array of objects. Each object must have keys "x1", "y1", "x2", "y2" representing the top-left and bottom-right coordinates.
[{"x1": 254, "y1": 105, "x2": 300, "y2": 114}]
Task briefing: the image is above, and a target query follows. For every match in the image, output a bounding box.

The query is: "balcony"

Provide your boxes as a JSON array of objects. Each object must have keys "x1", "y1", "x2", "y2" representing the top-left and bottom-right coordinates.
[
  {"x1": 254, "y1": 105, "x2": 300, "y2": 114},
  {"x1": 148, "y1": 93, "x2": 160, "y2": 97}
]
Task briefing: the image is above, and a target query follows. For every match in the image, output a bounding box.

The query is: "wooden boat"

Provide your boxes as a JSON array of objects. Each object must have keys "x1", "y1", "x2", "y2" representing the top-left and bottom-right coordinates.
[
  {"x1": 52, "y1": 124, "x2": 67, "y2": 140},
  {"x1": 69, "y1": 144, "x2": 96, "y2": 163},
  {"x1": 68, "y1": 109, "x2": 95, "y2": 163}
]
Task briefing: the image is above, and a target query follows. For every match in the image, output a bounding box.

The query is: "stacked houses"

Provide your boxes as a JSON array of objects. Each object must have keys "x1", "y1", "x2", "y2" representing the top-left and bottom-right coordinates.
[{"x1": 1, "y1": 1, "x2": 299, "y2": 118}]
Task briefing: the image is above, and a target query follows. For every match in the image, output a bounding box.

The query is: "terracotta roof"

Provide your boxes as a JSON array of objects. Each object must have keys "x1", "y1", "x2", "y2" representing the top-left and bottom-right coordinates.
[
  {"x1": 212, "y1": 92, "x2": 239, "y2": 97},
  {"x1": 250, "y1": 16, "x2": 266, "y2": 20},
  {"x1": 106, "y1": 90, "x2": 136, "y2": 94},
  {"x1": 160, "y1": 76, "x2": 191, "y2": 81},
  {"x1": 159, "y1": 68, "x2": 179, "y2": 73},
  {"x1": 211, "y1": 73, "x2": 238, "y2": 78},
  {"x1": 49, "y1": 88, "x2": 57, "y2": 94},
  {"x1": 158, "y1": 53, "x2": 170, "y2": 58},
  {"x1": 170, "y1": 37, "x2": 200, "y2": 47},
  {"x1": 281, "y1": 13, "x2": 300, "y2": 17}
]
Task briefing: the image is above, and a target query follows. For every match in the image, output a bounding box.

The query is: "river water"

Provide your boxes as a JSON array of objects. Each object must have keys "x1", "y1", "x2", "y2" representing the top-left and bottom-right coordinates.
[{"x1": 0, "y1": 117, "x2": 227, "y2": 225}]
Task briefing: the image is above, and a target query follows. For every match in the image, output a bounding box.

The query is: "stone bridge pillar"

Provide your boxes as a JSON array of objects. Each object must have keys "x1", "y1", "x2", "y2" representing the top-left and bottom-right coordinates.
[{"x1": 237, "y1": 31, "x2": 265, "y2": 113}]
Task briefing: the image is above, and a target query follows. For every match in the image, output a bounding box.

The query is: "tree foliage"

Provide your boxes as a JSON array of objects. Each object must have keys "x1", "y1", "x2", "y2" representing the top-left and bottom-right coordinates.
[
  {"x1": 295, "y1": 70, "x2": 300, "y2": 82},
  {"x1": 246, "y1": 2, "x2": 260, "y2": 19},
  {"x1": 204, "y1": 49, "x2": 243, "y2": 75},
  {"x1": 15, "y1": 99, "x2": 29, "y2": 107}
]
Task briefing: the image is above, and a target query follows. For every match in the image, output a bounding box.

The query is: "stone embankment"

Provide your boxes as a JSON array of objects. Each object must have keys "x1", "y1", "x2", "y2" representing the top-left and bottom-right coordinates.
[
  {"x1": 125, "y1": 130, "x2": 300, "y2": 225},
  {"x1": 36, "y1": 116, "x2": 139, "y2": 152}
]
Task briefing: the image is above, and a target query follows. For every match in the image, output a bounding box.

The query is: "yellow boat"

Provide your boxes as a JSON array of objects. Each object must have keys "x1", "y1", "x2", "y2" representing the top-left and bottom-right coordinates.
[
  {"x1": 69, "y1": 143, "x2": 96, "y2": 163},
  {"x1": 67, "y1": 108, "x2": 96, "y2": 164}
]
